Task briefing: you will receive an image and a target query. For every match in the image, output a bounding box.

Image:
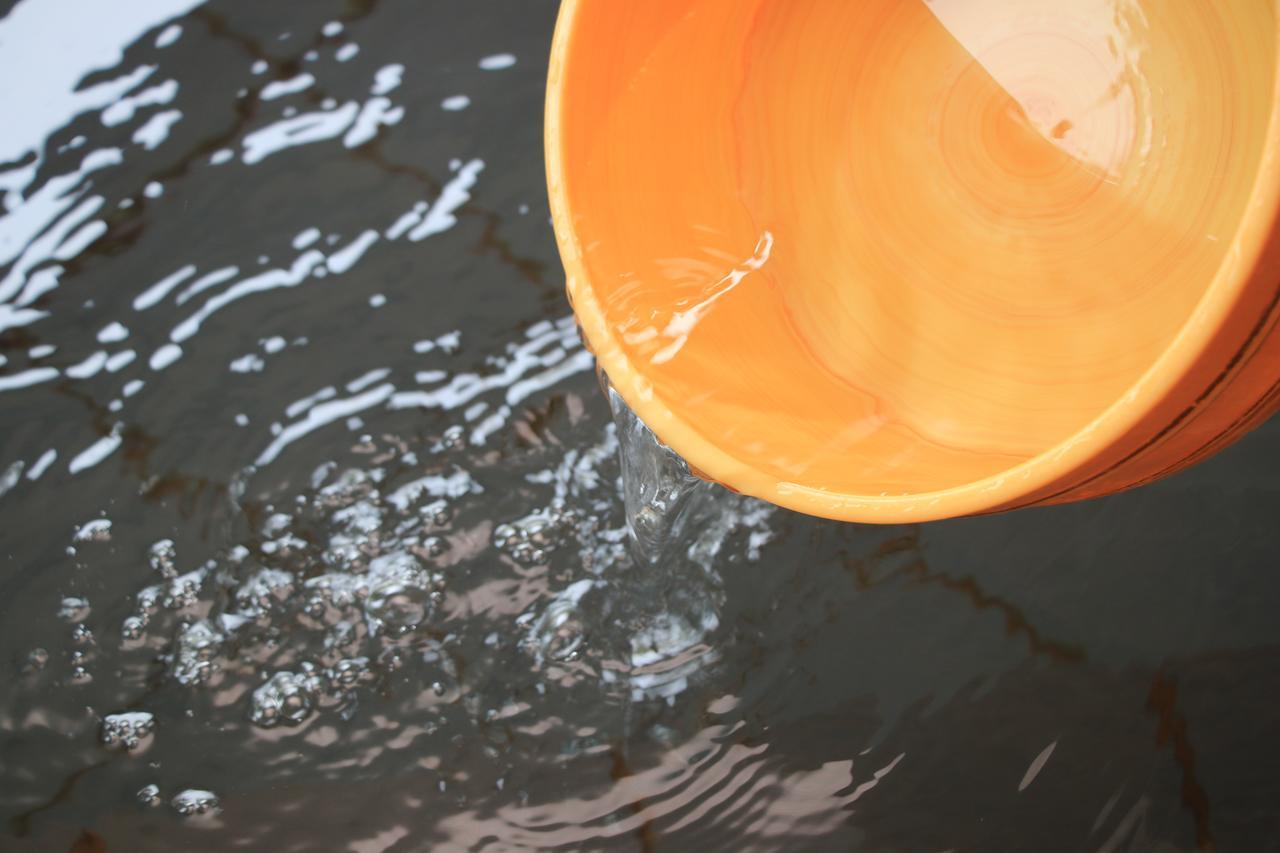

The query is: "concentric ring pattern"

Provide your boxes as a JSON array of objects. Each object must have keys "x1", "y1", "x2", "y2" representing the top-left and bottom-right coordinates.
[{"x1": 548, "y1": 0, "x2": 1280, "y2": 521}]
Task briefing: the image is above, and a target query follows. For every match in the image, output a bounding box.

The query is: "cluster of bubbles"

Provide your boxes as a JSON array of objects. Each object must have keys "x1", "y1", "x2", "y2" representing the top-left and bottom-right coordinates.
[
  {"x1": 168, "y1": 788, "x2": 222, "y2": 817},
  {"x1": 99, "y1": 711, "x2": 156, "y2": 751},
  {"x1": 136, "y1": 784, "x2": 221, "y2": 819},
  {"x1": 492, "y1": 508, "x2": 574, "y2": 566},
  {"x1": 166, "y1": 619, "x2": 225, "y2": 686},
  {"x1": 250, "y1": 669, "x2": 326, "y2": 727},
  {"x1": 54, "y1": 594, "x2": 97, "y2": 683},
  {"x1": 37, "y1": 380, "x2": 777, "y2": 819}
]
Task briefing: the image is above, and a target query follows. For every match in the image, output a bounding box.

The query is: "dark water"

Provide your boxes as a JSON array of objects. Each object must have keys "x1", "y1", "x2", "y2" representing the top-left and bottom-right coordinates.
[{"x1": 3, "y1": 1, "x2": 1280, "y2": 850}]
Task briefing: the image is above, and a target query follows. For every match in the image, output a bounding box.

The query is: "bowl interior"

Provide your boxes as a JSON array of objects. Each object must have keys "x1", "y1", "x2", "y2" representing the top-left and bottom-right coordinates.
[{"x1": 551, "y1": 0, "x2": 1277, "y2": 499}]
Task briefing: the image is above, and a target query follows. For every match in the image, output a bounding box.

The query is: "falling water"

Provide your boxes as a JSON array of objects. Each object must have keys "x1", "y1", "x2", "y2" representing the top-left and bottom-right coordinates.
[{"x1": 605, "y1": 380, "x2": 714, "y2": 569}]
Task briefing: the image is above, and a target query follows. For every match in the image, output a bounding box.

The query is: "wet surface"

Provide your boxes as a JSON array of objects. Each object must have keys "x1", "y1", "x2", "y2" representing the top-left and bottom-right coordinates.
[{"x1": 2, "y1": 1, "x2": 1280, "y2": 850}]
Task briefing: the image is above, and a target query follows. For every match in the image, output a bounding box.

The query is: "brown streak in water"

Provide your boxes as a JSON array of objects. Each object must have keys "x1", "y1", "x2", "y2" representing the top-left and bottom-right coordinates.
[
  {"x1": 468, "y1": 207, "x2": 550, "y2": 289},
  {"x1": 8, "y1": 760, "x2": 112, "y2": 838},
  {"x1": 54, "y1": 378, "x2": 234, "y2": 527},
  {"x1": 0, "y1": 325, "x2": 38, "y2": 353},
  {"x1": 68, "y1": 829, "x2": 109, "y2": 853},
  {"x1": 610, "y1": 748, "x2": 657, "y2": 853},
  {"x1": 1146, "y1": 671, "x2": 1218, "y2": 853},
  {"x1": 846, "y1": 528, "x2": 1086, "y2": 663}
]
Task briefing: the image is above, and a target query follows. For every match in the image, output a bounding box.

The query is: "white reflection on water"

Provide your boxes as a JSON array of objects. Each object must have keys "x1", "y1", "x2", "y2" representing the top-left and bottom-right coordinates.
[
  {"x1": 132, "y1": 108, "x2": 183, "y2": 150},
  {"x1": 0, "y1": 0, "x2": 201, "y2": 185},
  {"x1": 0, "y1": 147, "x2": 120, "y2": 302},
  {"x1": 259, "y1": 72, "x2": 315, "y2": 101},
  {"x1": 0, "y1": 6, "x2": 434, "y2": 480},
  {"x1": 0, "y1": 4, "x2": 841, "y2": 847},
  {"x1": 0, "y1": 0, "x2": 597, "y2": 486},
  {"x1": 101, "y1": 78, "x2": 178, "y2": 127},
  {"x1": 68, "y1": 426, "x2": 123, "y2": 474},
  {"x1": 242, "y1": 103, "x2": 360, "y2": 164}
]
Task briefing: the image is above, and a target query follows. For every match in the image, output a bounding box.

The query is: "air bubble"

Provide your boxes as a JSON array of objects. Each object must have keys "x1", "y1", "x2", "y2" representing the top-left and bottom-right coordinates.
[
  {"x1": 164, "y1": 565, "x2": 210, "y2": 610},
  {"x1": 328, "y1": 657, "x2": 369, "y2": 689},
  {"x1": 171, "y1": 788, "x2": 220, "y2": 816},
  {"x1": 526, "y1": 579, "x2": 596, "y2": 663},
  {"x1": 168, "y1": 620, "x2": 225, "y2": 686},
  {"x1": 23, "y1": 647, "x2": 49, "y2": 673},
  {"x1": 261, "y1": 512, "x2": 292, "y2": 537},
  {"x1": 249, "y1": 668, "x2": 323, "y2": 727},
  {"x1": 324, "y1": 621, "x2": 356, "y2": 651},
  {"x1": 58, "y1": 596, "x2": 91, "y2": 622},
  {"x1": 149, "y1": 539, "x2": 178, "y2": 578},
  {"x1": 100, "y1": 711, "x2": 156, "y2": 751},
  {"x1": 121, "y1": 615, "x2": 147, "y2": 640},
  {"x1": 421, "y1": 499, "x2": 451, "y2": 527},
  {"x1": 493, "y1": 509, "x2": 572, "y2": 565},
  {"x1": 234, "y1": 568, "x2": 296, "y2": 615},
  {"x1": 135, "y1": 585, "x2": 163, "y2": 613},
  {"x1": 363, "y1": 551, "x2": 441, "y2": 635},
  {"x1": 437, "y1": 425, "x2": 466, "y2": 451},
  {"x1": 73, "y1": 519, "x2": 112, "y2": 542}
]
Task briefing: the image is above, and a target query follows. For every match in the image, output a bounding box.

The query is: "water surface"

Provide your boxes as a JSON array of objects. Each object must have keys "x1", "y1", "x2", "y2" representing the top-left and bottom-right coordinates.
[{"x1": 2, "y1": 1, "x2": 1280, "y2": 850}]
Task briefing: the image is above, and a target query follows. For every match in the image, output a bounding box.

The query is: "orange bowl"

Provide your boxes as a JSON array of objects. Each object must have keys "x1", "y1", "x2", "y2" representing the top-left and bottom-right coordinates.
[{"x1": 546, "y1": 0, "x2": 1280, "y2": 523}]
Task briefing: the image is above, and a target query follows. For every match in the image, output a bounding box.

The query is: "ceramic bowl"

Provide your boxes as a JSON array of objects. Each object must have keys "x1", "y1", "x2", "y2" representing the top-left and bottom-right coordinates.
[{"x1": 546, "y1": 0, "x2": 1280, "y2": 522}]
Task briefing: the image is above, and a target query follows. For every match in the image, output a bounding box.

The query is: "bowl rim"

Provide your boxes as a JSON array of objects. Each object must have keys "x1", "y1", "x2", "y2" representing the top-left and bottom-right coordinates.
[{"x1": 544, "y1": 0, "x2": 1280, "y2": 523}]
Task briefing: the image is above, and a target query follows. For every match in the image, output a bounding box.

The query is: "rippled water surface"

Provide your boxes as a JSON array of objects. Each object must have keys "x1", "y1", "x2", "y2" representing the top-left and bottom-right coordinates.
[{"x1": 3, "y1": 1, "x2": 1280, "y2": 850}]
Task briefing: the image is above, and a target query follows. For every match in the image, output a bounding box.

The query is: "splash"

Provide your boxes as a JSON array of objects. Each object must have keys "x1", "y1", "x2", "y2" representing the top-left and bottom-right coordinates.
[{"x1": 606, "y1": 382, "x2": 712, "y2": 568}]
